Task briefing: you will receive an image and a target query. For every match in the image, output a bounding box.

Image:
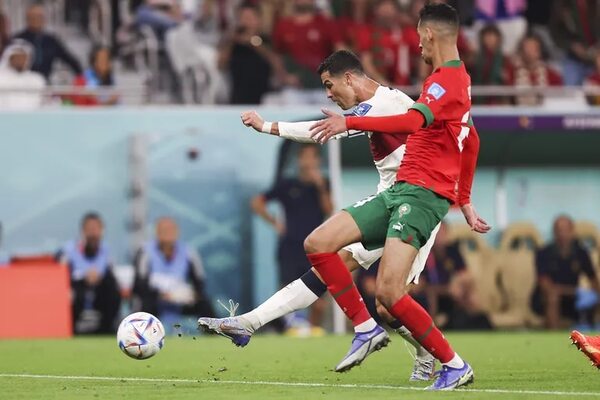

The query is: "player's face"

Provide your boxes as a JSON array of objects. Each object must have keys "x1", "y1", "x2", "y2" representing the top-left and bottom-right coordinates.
[
  {"x1": 417, "y1": 21, "x2": 434, "y2": 65},
  {"x1": 320, "y1": 71, "x2": 356, "y2": 110}
]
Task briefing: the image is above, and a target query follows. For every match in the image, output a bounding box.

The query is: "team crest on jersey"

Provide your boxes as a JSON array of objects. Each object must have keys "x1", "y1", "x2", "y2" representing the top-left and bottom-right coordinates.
[
  {"x1": 427, "y1": 83, "x2": 446, "y2": 100},
  {"x1": 353, "y1": 103, "x2": 372, "y2": 116},
  {"x1": 398, "y1": 203, "x2": 411, "y2": 218}
]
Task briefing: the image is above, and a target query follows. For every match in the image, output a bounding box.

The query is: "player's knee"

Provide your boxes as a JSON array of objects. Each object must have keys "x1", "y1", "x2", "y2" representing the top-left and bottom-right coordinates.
[
  {"x1": 304, "y1": 230, "x2": 334, "y2": 254},
  {"x1": 376, "y1": 280, "x2": 408, "y2": 309}
]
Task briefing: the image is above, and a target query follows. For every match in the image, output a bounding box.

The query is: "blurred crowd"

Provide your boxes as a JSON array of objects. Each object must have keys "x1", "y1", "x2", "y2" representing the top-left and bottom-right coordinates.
[{"x1": 1, "y1": 0, "x2": 600, "y2": 107}]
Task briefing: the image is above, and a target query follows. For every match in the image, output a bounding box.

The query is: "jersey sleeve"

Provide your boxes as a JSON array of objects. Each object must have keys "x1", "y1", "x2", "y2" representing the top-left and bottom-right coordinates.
[
  {"x1": 279, "y1": 121, "x2": 349, "y2": 143},
  {"x1": 410, "y1": 72, "x2": 453, "y2": 127}
]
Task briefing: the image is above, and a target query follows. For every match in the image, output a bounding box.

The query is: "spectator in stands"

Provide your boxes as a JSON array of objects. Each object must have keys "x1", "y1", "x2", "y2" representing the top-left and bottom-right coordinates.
[
  {"x1": 473, "y1": 0, "x2": 527, "y2": 54},
  {"x1": 134, "y1": 0, "x2": 184, "y2": 41},
  {"x1": 219, "y1": 4, "x2": 277, "y2": 104},
  {"x1": 412, "y1": 222, "x2": 491, "y2": 330},
  {"x1": 584, "y1": 51, "x2": 600, "y2": 105},
  {"x1": 56, "y1": 212, "x2": 121, "y2": 334},
  {"x1": 251, "y1": 144, "x2": 332, "y2": 334},
  {"x1": 132, "y1": 217, "x2": 214, "y2": 326},
  {"x1": 470, "y1": 24, "x2": 513, "y2": 104},
  {"x1": 272, "y1": 0, "x2": 343, "y2": 97},
  {"x1": 13, "y1": 4, "x2": 82, "y2": 80},
  {"x1": 550, "y1": 0, "x2": 599, "y2": 86},
  {"x1": 513, "y1": 33, "x2": 563, "y2": 106},
  {"x1": 533, "y1": 215, "x2": 600, "y2": 329},
  {"x1": 0, "y1": 39, "x2": 46, "y2": 110},
  {"x1": 357, "y1": 0, "x2": 420, "y2": 87},
  {"x1": 336, "y1": 0, "x2": 371, "y2": 50},
  {"x1": 72, "y1": 46, "x2": 119, "y2": 106}
]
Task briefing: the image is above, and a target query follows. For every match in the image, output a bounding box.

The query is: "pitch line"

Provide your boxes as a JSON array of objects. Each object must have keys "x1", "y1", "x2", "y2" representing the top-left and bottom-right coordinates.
[{"x1": 0, "y1": 373, "x2": 599, "y2": 397}]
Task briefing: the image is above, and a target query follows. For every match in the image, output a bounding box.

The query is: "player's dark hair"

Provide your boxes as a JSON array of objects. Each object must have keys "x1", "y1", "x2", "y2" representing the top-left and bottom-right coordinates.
[
  {"x1": 81, "y1": 212, "x2": 103, "y2": 228},
  {"x1": 419, "y1": 2, "x2": 459, "y2": 30},
  {"x1": 317, "y1": 50, "x2": 364, "y2": 76}
]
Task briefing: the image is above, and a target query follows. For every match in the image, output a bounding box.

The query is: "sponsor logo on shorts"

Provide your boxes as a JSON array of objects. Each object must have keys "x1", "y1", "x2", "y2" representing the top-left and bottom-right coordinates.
[
  {"x1": 392, "y1": 222, "x2": 405, "y2": 232},
  {"x1": 353, "y1": 195, "x2": 377, "y2": 208}
]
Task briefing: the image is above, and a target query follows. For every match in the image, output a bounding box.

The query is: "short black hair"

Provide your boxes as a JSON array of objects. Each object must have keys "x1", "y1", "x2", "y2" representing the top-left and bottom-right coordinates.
[
  {"x1": 81, "y1": 212, "x2": 103, "y2": 228},
  {"x1": 419, "y1": 2, "x2": 459, "y2": 29},
  {"x1": 317, "y1": 50, "x2": 364, "y2": 76}
]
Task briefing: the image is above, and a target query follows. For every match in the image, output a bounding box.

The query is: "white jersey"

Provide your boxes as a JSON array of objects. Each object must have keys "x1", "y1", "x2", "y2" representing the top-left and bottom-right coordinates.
[{"x1": 279, "y1": 86, "x2": 414, "y2": 194}]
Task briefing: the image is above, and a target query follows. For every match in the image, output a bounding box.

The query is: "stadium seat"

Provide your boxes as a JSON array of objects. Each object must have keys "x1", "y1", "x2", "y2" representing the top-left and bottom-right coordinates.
[
  {"x1": 499, "y1": 222, "x2": 544, "y2": 251},
  {"x1": 447, "y1": 224, "x2": 503, "y2": 316}
]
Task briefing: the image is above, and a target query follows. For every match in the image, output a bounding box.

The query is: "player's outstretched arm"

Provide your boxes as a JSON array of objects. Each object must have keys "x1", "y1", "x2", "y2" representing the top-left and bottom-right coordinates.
[
  {"x1": 458, "y1": 125, "x2": 491, "y2": 234},
  {"x1": 241, "y1": 110, "x2": 348, "y2": 144},
  {"x1": 310, "y1": 109, "x2": 424, "y2": 144}
]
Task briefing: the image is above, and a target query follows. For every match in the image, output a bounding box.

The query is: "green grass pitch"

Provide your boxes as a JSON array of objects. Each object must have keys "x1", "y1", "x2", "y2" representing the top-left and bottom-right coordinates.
[{"x1": 1, "y1": 332, "x2": 599, "y2": 399}]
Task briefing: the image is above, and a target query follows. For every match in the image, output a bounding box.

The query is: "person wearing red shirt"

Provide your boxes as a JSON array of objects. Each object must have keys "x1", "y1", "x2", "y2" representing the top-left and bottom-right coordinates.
[
  {"x1": 357, "y1": 0, "x2": 420, "y2": 86},
  {"x1": 512, "y1": 33, "x2": 563, "y2": 106},
  {"x1": 272, "y1": 0, "x2": 343, "y2": 89},
  {"x1": 336, "y1": 0, "x2": 371, "y2": 51},
  {"x1": 304, "y1": 4, "x2": 490, "y2": 390}
]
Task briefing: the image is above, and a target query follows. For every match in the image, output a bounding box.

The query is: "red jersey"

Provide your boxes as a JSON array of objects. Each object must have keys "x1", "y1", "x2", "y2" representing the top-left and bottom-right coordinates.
[
  {"x1": 272, "y1": 15, "x2": 342, "y2": 71},
  {"x1": 397, "y1": 60, "x2": 472, "y2": 203}
]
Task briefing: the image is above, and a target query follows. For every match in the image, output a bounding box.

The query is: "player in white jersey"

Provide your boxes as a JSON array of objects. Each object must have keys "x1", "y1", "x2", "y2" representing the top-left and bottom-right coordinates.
[{"x1": 199, "y1": 50, "x2": 439, "y2": 379}]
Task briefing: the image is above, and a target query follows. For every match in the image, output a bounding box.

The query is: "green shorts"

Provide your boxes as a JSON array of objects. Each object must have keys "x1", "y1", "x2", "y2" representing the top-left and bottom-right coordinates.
[{"x1": 344, "y1": 182, "x2": 450, "y2": 251}]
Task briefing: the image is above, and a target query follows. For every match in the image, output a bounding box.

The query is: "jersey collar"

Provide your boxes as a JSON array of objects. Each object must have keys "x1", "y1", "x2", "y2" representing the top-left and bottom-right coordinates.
[{"x1": 441, "y1": 60, "x2": 462, "y2": 68}]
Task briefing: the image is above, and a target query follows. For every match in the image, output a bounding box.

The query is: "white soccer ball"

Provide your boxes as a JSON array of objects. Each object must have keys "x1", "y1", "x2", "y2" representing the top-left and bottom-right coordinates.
[{"x1": 117, "y1": 312, "x2": 165, "y2": 360}]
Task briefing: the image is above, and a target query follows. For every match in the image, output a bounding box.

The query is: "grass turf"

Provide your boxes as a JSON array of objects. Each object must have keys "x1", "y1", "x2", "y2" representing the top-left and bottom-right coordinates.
[{"x1": 1, "y1": 331, "x2": 599, "y2": 399}]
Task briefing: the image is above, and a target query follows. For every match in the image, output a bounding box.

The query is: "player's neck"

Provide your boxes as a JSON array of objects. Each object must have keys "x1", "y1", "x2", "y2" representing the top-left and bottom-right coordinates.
[
  {"x1": 355, "y1": 77, "x2": 380, "y2": 103},
  {"x1": 432, "y1": 46, "x2": 461, "y2": 70}
]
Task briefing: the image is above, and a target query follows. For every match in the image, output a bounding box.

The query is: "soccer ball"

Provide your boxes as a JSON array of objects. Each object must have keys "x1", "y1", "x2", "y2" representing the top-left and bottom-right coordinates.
[{"x1": 117, "y1": 312, "x2": 165, "y2": 360}]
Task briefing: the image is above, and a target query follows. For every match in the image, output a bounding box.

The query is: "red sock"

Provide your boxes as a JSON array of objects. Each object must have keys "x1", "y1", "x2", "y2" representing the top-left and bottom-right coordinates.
[
  {"x1": 390, "y1": 295, "x2": 455, "y2": 363},
  {"x1": 307, "y1": 252, "x2": 371, "y2": 327}
]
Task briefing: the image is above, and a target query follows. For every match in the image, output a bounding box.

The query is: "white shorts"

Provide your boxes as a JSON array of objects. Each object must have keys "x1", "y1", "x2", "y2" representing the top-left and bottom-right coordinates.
[{"x1": 342, "y1": 222, "x2": 441, "y2": 285}]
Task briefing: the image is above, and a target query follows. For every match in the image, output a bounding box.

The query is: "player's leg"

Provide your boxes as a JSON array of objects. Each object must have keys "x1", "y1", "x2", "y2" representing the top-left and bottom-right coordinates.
[
  {"x1": 198, "y1": 248, "x2": 361, "y2": 346},
  {"x1": 304, "y1": 195, "x2": 392, "y2": 372},
  {"x1": 375, "y1": 185, "x2": 472, "y2": 390}
]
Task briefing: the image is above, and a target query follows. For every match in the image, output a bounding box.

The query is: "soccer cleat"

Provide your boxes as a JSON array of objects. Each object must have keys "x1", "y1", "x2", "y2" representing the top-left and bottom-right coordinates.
[
  {"x1": 198, "y1": 317, "x2": 252, "y2": 347},
  {"x1": 570, "y1": 330, "x2": 600, "y2": 368},
  {"x1": 409, "y1": 354, "x2": 436, "y2": 381},
  {"x1": 334, "y1": 325, "x2": 390, "y2": 372},
  {"x1": 426, "y1": 362, "x2": 474, "y2": 390}
]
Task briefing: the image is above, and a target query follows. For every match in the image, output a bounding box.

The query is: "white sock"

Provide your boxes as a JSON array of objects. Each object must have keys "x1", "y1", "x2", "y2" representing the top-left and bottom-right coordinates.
[
  {"x1": 354, "y1": 318, "x2": 377, "y2": 333},
  {"x1": 238, "y1": 279, "x2": 319, "y2": 332},
  {"x1": 443, "y1": 353, "x2": 465, "y2": 369},
  {"x1": 396, "y1": 326, "x2": 432, "y2": 358}
]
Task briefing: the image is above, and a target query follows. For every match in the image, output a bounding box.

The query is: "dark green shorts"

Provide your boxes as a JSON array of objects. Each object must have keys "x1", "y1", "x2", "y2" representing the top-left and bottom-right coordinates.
[{"x1": 344, "y1": 182, "x2": 450, "y2": 251}]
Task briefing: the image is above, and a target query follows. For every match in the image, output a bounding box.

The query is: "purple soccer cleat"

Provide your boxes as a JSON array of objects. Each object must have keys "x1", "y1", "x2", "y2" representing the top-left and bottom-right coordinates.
[
  {"x1": 198, "y1": 317, "x2": 252, "y2": 347},
  {"x1": 426, "y1": 362, "x2": 474, "y2": 390},
  {"x1": 334, "y1": 325, "x2": 390, "y2": 372}
]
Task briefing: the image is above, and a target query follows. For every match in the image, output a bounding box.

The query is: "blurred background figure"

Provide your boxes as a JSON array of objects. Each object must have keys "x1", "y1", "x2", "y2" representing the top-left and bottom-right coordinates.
[
  {"x1": 513, "y1": 33, "x2": 562, "y2": 106},
  {"x1": 134, "y1": 0, "x2": 183, "y2": 42},
  {"x1": 0, "y1": 0, "x2": 8, "y2": 56},
  {"x1": 532, "y1": 215, "x2": 600, "y2": 330},
  {"x1": 272, "y1": 0, "x2": 343, "y2": 103},
  {"x1": 56, "y1": 212, "x2": 121, "y2": 334},
  {"x1": 412, "y1": 222, "x2": 492, "y2": 330},
  {"x1": 132, "y1": 217, "x2": 214, "y2": 330},
  {"x1": 251, "y1": 144, "x2": 332, "y2": 335},
  {"x1": 0, "y1": 39, "x2": 45, "y2": 110},
  {"x1": 584, "y1": 51, "x2": 600, "y2": 105},
  {"x1": 473, "y1": 0, "x2": 527, "y2": 55},
  {"x1": 357, "y1": 0, "x2": 419, "y2": 87},
  {"x1": 470, "y1": 24, "x2": 513, "y2": 104},
  {"x1": 71, "y1": 46, "x2": 119, "y2": 106},
  {"x1": 550, "y1": 0, "x2": 599, "y2": 86},
  {"x1": 13, "y1": 3, "x2": 82, "y2": 81},
  {"x1": 219, "y1": 3, "x2": 277, "y2": 104}
]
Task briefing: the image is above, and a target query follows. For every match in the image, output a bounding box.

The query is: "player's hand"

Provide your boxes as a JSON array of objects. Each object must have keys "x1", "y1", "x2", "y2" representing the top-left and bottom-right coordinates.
[
  {"x1": 310, "y1": 109, "x2": 347, "y2": 144},
  {"x1": 240, "y1": 110, "x2": 265, "y2": 133},
  {"x1": 460, "y1": 203, "x2": 491, "y2": 234}
]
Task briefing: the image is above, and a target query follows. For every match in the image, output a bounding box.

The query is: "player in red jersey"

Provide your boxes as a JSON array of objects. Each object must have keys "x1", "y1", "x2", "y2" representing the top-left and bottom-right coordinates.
[{"x1": 303, "y1": 3, "x2": 490, "y2": 390}]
